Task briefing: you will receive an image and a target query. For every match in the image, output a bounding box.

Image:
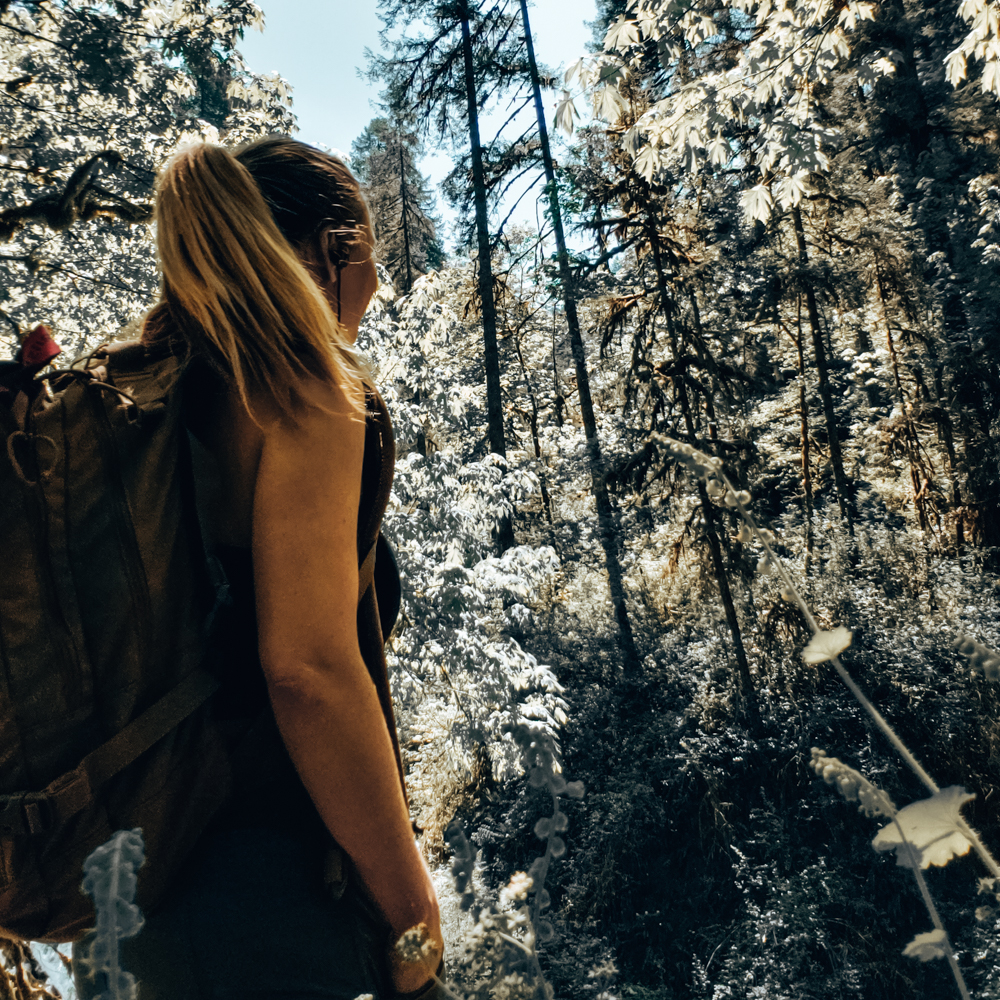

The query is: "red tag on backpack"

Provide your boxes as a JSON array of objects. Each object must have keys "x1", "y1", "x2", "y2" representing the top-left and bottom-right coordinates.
[{"x1": 20, "y1": 324, "x2": 61, "y2": 369}]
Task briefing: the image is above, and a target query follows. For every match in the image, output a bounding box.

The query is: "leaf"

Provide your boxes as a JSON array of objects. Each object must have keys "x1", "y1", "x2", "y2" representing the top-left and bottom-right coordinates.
[
  {"x1": 623, "y1": 125, "x2": 643, "y2": 157},
  {"x1": 946, "y1": 49, "x2": 969, "y2": 86},
  {"x1": 754, "y1": 74, "x2": 779, "y2": 106},
  {"x1": 593, "y1": 84, "x2": 626, "y2": 124},
  {"x1": 740, "y1": 184, "x2": 774, "y2": 223},
  {"x1": 555, "y1": 93, "x2": 578, "y2": 136},
  {"x1": 564, "y1": 58, "x2": 584, "y2": 85},
  {"x1": 820, "y1": 26, "x2": 851, "y2": 60},
  {"x1": 872, "y1": 786, "x2": 975, "y2": 869},
  {"x1": 774, "y1": 173, "x2": 808, "y2": 208},
  {"x1": 981, "y1": 58, "x2": 1000, "y2": 98},
  {"x1": 801, "y1": 626, "x2": 852, "y2": 664},
  {"x1": 597, "y1": 61, "x2": 628, "y2": 86},
  {"x1": 872, "y1": 55, "x2": 900, "y2": 77},
  {"x1": 605, "y1": 16, "x2": 640, "y2": 51},
  {"x1": 838, "y1": 1, "x2": 875, "y2": 31},
  {"x1": 633, "y1": 145, "x2": 661, "y2": 183},
  {"x1": 707, "y1": 134, "x2": 731, "y2": 165},
  {"x1": 902, "y1": 929, "x2": 949, "y2": 962},
  {"x1": 957, "y1": 0, "x2": 984, "y2": 22}
]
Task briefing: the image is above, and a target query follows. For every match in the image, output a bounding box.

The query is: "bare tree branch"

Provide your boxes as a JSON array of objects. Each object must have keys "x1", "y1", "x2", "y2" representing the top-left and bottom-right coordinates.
[{"x1": 0, "y1": 151, "x2": 152, "y2": 241}]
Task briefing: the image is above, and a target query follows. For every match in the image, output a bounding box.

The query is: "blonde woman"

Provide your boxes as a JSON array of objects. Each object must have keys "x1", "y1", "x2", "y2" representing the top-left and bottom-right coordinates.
[{"x1": 71, "y1": 137, "x2": 443, "y2": 999}]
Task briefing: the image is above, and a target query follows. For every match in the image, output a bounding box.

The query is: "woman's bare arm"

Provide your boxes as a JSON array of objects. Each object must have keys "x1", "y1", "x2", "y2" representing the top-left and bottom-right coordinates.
[{"x1": 251, "y1": 380, "x2": 441, "y2": 990}]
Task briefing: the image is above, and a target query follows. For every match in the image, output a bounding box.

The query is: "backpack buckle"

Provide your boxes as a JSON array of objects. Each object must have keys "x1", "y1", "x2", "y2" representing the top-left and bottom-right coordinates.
[
  {"x1": 0, "y1": 773, "x2": 90, "y2": 839},
  {"x1": 44, "y1": 768, "x2": 92, "y2": 824},
  {"x1": 0, "y1": 794, "x2": 51, "y2": 838},
  {"x1": 22, "y1": 798, "x2": 51, "y2": 836}
]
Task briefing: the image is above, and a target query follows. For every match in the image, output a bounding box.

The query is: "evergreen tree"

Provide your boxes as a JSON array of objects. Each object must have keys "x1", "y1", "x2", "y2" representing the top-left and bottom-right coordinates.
[
  {"x1": 368, "y1": 0, "x2": 527, "y2": 551},
  {"x1": 351, "y1": 116, "x2": 443, "y2": 293},
  {"x1": 518, "y1": 0, "x2": 641, "y2": 676}
]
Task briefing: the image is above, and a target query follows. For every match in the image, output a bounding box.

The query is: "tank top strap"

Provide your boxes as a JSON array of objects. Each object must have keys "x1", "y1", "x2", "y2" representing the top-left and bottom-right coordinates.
[{"x1": 357, "y1": 380, "x2": 395, "y2": 553}]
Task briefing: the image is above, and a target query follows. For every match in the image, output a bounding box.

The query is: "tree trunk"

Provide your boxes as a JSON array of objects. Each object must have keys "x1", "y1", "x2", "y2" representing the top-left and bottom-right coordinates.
[
  {"x1": 872, "y1": 259, "x2": 932, "y2": 532},
  {"x1": 551, "y1": 307, "x2": 565, "y2": 427},
  {"x1": 791, "y1": 206, "x2": 854, "y2": 534},
  {"x1": 513, "y1": 319, "x2": 556, "y2": 533},
  {"x1": 794, "y1": 297, "x2": 813, "y2": 571},
  {"x1": 459, "y1": 9, "x2": 514, "y2": 552},
  {"x1": 398, "y1": 141, "x2": 414, "y2": 293},
  {"x1": 647, "y1": 225, "x2": 760, "y2": 731},
  {"x1": 519, "y1": 0, "x2": 640, "y2": 674},
  {"x1": 927, "y1": 362, "x2": 963, "y2": 549}
]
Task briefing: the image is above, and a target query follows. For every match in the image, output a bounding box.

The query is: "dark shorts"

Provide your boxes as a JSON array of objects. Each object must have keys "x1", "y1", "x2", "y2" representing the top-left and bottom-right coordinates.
[{"x1": 71, "y1": 825, "x2": 393, "y2": 1000}]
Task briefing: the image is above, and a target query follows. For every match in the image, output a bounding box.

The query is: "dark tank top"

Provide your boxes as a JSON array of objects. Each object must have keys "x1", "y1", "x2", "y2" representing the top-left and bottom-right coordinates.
[{"x1": 193, "y1": 373, "x2": 406, "y2": 845}]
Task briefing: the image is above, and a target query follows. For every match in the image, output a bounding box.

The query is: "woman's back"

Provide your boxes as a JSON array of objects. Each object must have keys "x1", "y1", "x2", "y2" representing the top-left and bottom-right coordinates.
[{"x1": 71, "y1": 137, "x2": 442, "y2": 999}]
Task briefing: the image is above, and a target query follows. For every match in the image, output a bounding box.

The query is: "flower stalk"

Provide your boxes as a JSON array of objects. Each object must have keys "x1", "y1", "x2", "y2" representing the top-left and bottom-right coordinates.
[
  {"x1": 811, "y1": 751, "x2": 971, "y2": 1000},
  {"x1": 657, "y1": 435, "x2": 1000, "y2": 882}
]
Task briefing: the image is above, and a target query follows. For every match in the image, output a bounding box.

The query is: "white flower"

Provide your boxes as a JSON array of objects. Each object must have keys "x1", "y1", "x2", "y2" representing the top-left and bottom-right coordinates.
[
  {"x1": 902, "y1": 928, "x2": 949, "y2": 962},
  {"x1": 499, "y1": 871, "x2": 533, "y2": 905},
  {"x1": 802, "y1": 627, "x2": 852, "y2": 664}
]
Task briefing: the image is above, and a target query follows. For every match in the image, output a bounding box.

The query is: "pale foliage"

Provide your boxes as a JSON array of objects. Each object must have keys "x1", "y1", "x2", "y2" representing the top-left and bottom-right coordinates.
[
  {"x1": 800, "y1": 625, "x2": 852, "y2": 664},
  {"x1": 903, "y1": 928, "x2": 951, "y2": 962},
  {"x1": 946, "y1": 0, "x2": 1000, "y2": 98},
  {"x1": 0, "y1": 0, "x2": 293, "y2": 354},
  {"x1": 872, "y1": 786, "x2": 976, "y2": 870},
  {"x1": 357, "y1": 266, "x2": 569, "y2": 799},
  {"x1": 577, "y1": 0, "x2": 896, "y2": 215},
  {"x1": 562, "y1": 0, "x2": 1000, "y2": 224}
]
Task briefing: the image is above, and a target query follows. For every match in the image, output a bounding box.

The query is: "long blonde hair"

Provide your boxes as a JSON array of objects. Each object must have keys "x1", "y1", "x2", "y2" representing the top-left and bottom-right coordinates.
[{"x1": 151, "y1": 138, "x2": 368, "y2": 419}]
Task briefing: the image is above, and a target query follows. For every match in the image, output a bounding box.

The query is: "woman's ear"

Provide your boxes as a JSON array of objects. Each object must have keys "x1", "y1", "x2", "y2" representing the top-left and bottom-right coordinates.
[{"x1": 320, "y1": 229, "x2": 341, "y2": 286}]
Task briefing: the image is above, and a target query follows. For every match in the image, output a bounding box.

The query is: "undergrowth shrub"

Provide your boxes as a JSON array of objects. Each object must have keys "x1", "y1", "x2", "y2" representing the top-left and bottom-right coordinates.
[
  {"x1": 452, "y1": 471, "x2": 1000, "y2": 999},
  {"x1": 356, "y1": 273, "x2": 570, "y2": 851}
]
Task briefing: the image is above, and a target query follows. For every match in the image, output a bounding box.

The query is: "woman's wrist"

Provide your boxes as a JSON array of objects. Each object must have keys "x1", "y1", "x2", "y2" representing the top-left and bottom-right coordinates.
[{"x1": 350, "y1": 841, "x2": 439, "y2": 938}]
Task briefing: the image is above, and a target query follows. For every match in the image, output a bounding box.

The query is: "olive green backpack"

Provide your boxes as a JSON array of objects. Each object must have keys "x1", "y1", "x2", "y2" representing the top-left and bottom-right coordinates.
[{"x1": 0, "y1": 328, "x2": 386, "y2": 944}]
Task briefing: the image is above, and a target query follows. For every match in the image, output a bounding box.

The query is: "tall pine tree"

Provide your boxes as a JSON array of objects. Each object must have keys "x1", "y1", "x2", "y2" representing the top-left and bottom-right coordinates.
[
  {"x1": 368, "y1": 0, "x2": 526, "y2": 551},
  {"x1": 351, "y1": 116, "x2": 443, "y2": 292}
]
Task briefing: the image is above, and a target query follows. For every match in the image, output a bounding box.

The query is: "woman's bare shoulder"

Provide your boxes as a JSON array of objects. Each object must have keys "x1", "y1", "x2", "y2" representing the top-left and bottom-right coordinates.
[
  {"x1": 189, "y1": 373, "x2": 363, "y2": 549},
  {"x1": 253, "y1": 378, "x2": 367, "y2": 474}
]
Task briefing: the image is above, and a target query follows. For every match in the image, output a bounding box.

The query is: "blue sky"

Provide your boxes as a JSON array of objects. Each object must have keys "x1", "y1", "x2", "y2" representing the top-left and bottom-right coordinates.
[{"x1": 237, "y1": 0, "x2": 599, "y2": 245}]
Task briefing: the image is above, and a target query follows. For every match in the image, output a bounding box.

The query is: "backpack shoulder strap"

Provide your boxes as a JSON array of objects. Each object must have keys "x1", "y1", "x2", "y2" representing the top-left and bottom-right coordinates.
[{"x1": 358, "y1": 536, "x2": 377, "y2": 601}]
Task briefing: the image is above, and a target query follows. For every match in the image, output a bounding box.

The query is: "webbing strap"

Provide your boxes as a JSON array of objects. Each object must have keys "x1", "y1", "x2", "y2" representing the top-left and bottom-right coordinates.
[
  {"x1": 358, "y1": 537, "x2": 377, "y2": 601},
  {"x1": 78, "y1": 668, "x2": 221, "y2": 791},
  {"x1": 0, "y1": 668, "x2": 221, "y2": 837}
]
